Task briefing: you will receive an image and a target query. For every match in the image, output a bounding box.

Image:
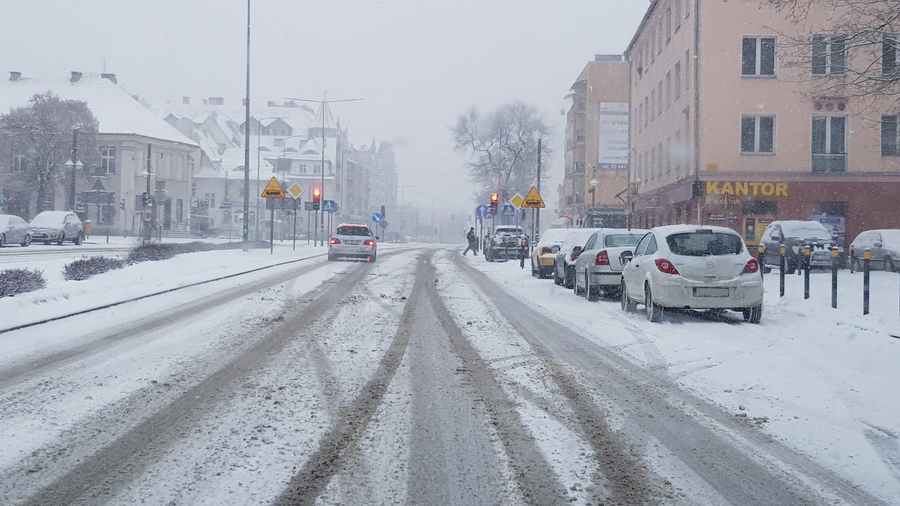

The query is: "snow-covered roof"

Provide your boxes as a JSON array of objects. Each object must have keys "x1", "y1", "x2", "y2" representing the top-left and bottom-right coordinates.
[{"x1": 0, "y1": 73, "x2": 197, "y2": 146}]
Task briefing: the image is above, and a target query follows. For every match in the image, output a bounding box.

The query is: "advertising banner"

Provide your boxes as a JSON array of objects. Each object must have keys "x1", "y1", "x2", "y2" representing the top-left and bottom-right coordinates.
[{"x1": 598, "y1": 102, "x2": 629, "y2": 170}]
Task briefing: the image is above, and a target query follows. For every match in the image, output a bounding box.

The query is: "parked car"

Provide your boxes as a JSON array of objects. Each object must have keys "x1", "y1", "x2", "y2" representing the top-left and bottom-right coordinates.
[
  {"x1": 484, "y1": 226, "x2": 528, "y2": 262},
  {"x1": 849, "y1": 229, "x2": 900, "y2": 272},
  {"x1": 328, "y1": 223, "x2": 377, "y2": 262},
  {"x1": 573, "y1": 228, "x2": 647, "y2": 300},
  {"x1": 29, "y1": 211, "x2": 84, "y2": 246},
  {"x1": 758, "y1": 220, "x2": 843, "y2": 273},
  {"x1": 0, "y1": 214, "x2": 32, "y2": 247},
  {"x1": 620, "y1": 225, "x2": 763, "y2": 323},
  {"x1": 553, "y1": 228, "x2": 601, "y2": 288},
  {"x1": 530, "y1": 228, "x2": 571, "y2": 278}
]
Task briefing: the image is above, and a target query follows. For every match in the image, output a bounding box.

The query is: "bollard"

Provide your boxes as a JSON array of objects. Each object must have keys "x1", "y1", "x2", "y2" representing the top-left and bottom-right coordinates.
[
  {"x1": 758, "y1": 244, "x2": 765, "y2": 279},
  {"x1": 803, "y1": 246, "x2": 811, "y2": 299},
  {"x1": 849, "y1": 245, "x2": 856, "y2": 274},
  {"x1": 832, "y1": 247, "x2": 839, "y2": 308},
  {"x1": 779, "y1": 243, "x2": 786, "y2": 297},
  {"x1": 863, "y1": 248, "x2": 871, "y2": 315}
]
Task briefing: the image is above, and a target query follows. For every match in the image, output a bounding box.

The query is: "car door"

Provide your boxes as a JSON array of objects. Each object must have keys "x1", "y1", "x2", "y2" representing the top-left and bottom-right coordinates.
[
  {"x1": 12, "y1": 216, "x2": 27, "y2": 243},
  {"x1": 575, "y1": 233, "x2": 599, "y2": 279},
  {"x1": 622, "y1": 232, "x2": 651, "y2": 297}
]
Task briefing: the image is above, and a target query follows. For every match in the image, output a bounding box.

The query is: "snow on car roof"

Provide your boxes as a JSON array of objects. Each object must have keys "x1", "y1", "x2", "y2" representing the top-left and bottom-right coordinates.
[{"x1": 651, "y1": 224, "x2": 739, "y2": 236}]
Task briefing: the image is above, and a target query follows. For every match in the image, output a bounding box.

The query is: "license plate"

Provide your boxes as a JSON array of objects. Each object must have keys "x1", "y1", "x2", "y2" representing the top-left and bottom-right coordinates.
[
  {"x1": 346, "y1": 240, "x2": 359, "y2": 245},
  {"x1": 693, "y1": 287, "x2": 729, "y2": 297}
]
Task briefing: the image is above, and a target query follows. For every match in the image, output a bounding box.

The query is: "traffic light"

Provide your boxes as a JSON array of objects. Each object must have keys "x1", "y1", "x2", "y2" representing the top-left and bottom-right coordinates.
[
  {"x1": 142, "y1": 192, "x2": 150, "y2": 207},
  {"x1": 312, "y1": 187, "x2": 321, "y2": 210},
  {"x1": 489, "y1": 193, "x2": 499, "y2": 215},
  {"x1": 120, "y1": 198, "x2": 126, "y2": 210}
]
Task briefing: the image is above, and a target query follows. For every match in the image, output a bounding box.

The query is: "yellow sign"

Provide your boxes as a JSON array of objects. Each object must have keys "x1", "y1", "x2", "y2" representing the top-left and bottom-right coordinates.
[
  {"x1": 521, "y1": 186, "x2": 545, "y2": 208},
  {"x1": 287, "y1": 183, "x2": 304, "y2": 199},
  {"x1": 705, "y1": 181, "x2": 788, "y2": 197},
  {"x1": 510, "y1": 193, "x2": 524, "y2": 209},
  {"x1": 261, "y1": 177, "x2": 285, "y2": 198}
]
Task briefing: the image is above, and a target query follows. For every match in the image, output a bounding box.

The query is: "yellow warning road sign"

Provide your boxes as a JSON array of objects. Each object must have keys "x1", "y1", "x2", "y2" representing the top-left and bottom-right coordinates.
[
  {"x1": 521, "y1": 186, "x2": 545, "y2": 208},
  {"x1": 261, "y1": 177, "x2": 285, "y2": 198}
]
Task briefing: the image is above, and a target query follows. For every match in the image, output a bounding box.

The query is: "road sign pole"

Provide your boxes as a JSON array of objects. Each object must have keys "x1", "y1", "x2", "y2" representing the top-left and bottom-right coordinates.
[
  {"x1": 270, "y1": 201, "x2": 275, "y2": 254},
  {"x1": 292, "y1": 201, "x2": 297, "y2": 251}
]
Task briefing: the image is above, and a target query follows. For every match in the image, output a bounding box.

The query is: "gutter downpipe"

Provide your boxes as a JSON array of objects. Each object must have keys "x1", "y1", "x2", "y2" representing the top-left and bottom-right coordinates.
[{"x1": 694, "y1": 0, "x2": 702, "y2": 225}]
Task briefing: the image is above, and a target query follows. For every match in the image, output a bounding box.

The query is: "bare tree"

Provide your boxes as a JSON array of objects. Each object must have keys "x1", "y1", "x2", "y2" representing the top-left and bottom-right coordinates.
[
  {"x1": 451, "y1": 101, "x2": 551, "y2": 201},
  {"x1": 767, "y1": 0, "x2": 900, "y2": 110},
  {"x1": 0, "y1": 92, "x2": 99, "y2": 213}
]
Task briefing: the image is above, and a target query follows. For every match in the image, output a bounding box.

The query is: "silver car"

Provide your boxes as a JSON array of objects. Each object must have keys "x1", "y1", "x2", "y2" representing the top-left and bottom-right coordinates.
[
  {"x1": 553, "y1": 228, "x2": 601, "y2": 288},
  {"x1": 0, "y1": 214, "x2": 32, "y2": 247},
  {"x1": 849, "y1": 229, "x2": 900, "y2": 272},
  {"x1": 328, "y1": 223, "x2": 377, "y2": 262},
  {"x1": 573, "y1": 229, "x2": 646, "y2": 301},
  {"x1": 29, "y1": 211, "x2": 84, "y2": 246}
]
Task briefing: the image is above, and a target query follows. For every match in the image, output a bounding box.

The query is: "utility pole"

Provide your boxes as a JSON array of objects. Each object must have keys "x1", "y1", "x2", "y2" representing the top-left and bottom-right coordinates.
[
  {"x1": 68, "y1": 128, "x2": 79, "y2": 211},
  {"x1": 242, "y1": 0, "x2": 252, "y2": 251},
  {"x1": 535, "y1": 138, "x2": 542, "y2": 233}
]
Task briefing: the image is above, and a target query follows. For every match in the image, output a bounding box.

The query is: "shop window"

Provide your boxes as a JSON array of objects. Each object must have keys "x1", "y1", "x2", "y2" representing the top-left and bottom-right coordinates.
[{"x1": 743, "y1": 201, "x2": 778, "y2": 215}]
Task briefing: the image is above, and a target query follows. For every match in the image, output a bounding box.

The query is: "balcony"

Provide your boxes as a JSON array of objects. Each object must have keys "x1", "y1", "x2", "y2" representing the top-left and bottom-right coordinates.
[{"x1": 811, "y1": 154, "x2": 846, "y2": 173}]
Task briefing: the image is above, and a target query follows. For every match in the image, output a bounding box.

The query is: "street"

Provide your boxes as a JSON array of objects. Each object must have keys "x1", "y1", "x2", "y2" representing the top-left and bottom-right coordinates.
[{"x1": 0, "y1": 240, "x2": 897, "y2": 505}]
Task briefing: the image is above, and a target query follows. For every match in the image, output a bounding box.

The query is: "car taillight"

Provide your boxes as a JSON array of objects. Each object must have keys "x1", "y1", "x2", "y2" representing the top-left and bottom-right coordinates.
[
  {"x1": 742, "y1": 258, "x2": 759, "y2": 274},
  {"x1": 330, "y1": 238, "x2": 340, "y2": 245},
  {"x1": 570, "y1": 252, "x2": 581, "y2": 261},
  {"x1": 542, "y1": 247, "x2": 553, "y2": 255},
  {"x1": 364, "y1": 239, "x2": 375, "y2": 246},
  {"x1": 595, "y1": 250, "x2": 610, "y2": 266},
  {"x1": 655, "y1": 258, "x2": 679, "y2": 275}
]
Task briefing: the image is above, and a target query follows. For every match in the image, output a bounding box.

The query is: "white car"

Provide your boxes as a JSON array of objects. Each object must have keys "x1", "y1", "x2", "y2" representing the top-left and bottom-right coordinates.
[
  {"x1": 573, "y1": 228, "x2": 647, "y2": 301},
  {"x1": 0, "y1": 214, "x2": 32, "y2": 247},
  {"x1": 29, "y1": 211, "x2": 84, "y2": 246},
  {"x1": 553, "y1": 228, "x2": 601, "y2": 288},
  {"x1": 530, "y1": 228, "x2": 570, "y2": 279},
  {"x1": 328, "y1": 223, "x2": 377, "y2": 262},
  {"x1": 620, "y1": 225, "x2": 764, "y2": 323}
]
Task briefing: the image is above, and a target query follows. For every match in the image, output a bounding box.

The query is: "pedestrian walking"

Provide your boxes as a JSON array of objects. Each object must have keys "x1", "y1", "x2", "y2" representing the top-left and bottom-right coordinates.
[{"x1": 463, "y1": 226, "x2": 478, "y2": 255}]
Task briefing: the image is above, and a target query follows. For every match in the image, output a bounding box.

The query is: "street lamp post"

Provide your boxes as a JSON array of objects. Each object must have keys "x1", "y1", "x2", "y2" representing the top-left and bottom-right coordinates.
[
  {"x1": 285, "y1": 96, "x2": 361, "y2": 246},
  {"x1": 416, "y1": 191, "x2": 427, "y2": 242},
  {"x1": 64, "y1": 157, "x2": 82, "y2": 213},
  {"x1": 589, "y1": 178, "x2": 598, "y2": 209}
]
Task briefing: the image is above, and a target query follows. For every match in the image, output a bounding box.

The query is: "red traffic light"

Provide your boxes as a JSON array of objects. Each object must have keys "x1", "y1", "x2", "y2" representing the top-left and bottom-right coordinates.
[
  {"x1": 490, "y1": 193, "x2": 498, "y2": 202},
  {"x1": 313, "y1": 188, "x2": 321, "y2": 198}
]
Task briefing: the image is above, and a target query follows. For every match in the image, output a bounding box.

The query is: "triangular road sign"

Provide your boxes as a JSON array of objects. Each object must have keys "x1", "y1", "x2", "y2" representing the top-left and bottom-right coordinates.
[
  {"x1": 521, "y1": 186, "x2": 545, "y2": 208},
  {"x1": 261, "y1": 177, "x2": 285, "y2": 198},
  {"x1": 91, "y1": 179, "x2": 106, "y2": 191}
]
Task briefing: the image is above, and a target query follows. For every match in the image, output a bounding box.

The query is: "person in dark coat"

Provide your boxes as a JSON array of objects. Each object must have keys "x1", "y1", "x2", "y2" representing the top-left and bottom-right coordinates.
[{"x1": 463, "y1": 227, "x2": 478, "y2": 255}]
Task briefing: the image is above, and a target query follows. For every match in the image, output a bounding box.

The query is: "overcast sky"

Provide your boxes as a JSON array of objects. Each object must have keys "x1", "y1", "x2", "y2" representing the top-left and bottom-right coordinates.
[{"x1": 1, "y1": 0, "x2": 648, "y2": 219}]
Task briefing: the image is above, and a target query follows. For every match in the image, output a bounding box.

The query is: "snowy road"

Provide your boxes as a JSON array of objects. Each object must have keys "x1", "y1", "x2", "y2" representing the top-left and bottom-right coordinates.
[{"x1": 0, "y1": 242, "x2": 897, "y2": 505}]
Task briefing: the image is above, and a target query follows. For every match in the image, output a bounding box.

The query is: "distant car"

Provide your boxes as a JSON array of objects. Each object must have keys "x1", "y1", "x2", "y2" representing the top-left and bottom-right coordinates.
[
  {"x1": 328, "y1": 223, "x2": 377, "y2": 262},
  {"x1": 758, "y1": 220, "x2": 842, "y2": 273},
  {"x1": 553, "y1": 228, "x2": 601, "y2": 288},
  {"x1": 530, "y1": 228, "x2": 571, "y2": 278},
  {"x1": 484, "y1": 226, "x2": 528, "y2": 262},
  {"x1": 0, "y1": 214, "x2": 32, "y2": 247},
  {"x1": 29, "y1": 211, "x2": 84, "y2": 246},
  {"x1": 849, "y1": 229, "x2": 900, "y2": 272},
  {"x1": 621, "y1": 225, "x2": 763, "y2": 323},
  {"x1": 573, "y1": 228, "x2": 647, "y2": 301}
]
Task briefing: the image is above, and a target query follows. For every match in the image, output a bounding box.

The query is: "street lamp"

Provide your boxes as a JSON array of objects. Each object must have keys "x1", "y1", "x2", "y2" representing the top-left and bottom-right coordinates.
[
  {"x1": 589, "y1": 178, "x2": 598, "y2": 208},
  {"x1": 64, "y1": 157, "x2": 83, "y2": 212},
  {"x1": 285, "y1": 96, "x2": 361, "y2": 246}
]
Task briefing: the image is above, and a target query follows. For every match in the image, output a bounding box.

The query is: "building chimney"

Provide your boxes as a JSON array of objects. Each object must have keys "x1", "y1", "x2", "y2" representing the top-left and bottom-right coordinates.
[
  {"x1": 70, "y1": 71, "x2": 82, "y2": 83},
  {"x1": 101, "y1": 73, "x2": 117, "y2": 84},
  {"x1": 183, "y1": 96, "x2": 191, "y2": 105},
  {"x1": 9, "y1": 71, "x2": 21, "y2": 81}
]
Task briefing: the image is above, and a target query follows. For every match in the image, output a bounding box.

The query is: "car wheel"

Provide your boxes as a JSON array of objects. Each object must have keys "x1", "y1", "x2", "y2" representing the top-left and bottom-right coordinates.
[
  {"x1": 784, "y1": 259, "x2": 796, "y2": 275},
  {"x1": 586, "y1": 272, "x2": 599, "y2": 301},
  {"x1": 0, "y1": 233, "x2": 5, "y2": 247},
  {"x1": 44, "y1": 240, "x2": 51, "y2": 245},
  {"x1": 21, "y1": 234, "x2": 31, "y2": 247},
  {"x1": 564, "y1": 266, "x2": 575, "y2": 289},
  {"x1": 553, "y1": 267, "x2": 562, "y2": 285},
  {"x1": 621, "y1": 281, "x2": 637, "y2": 313},
  {"x1": 57, "y1": 233, "x2": 65, "y2": 246},
  {"x1": 885, "y1": 257, "x2": 894, "y2": 272},
  {"x1": 74, "y1": 232, "x2": 83, "y2": 245},
  {"x1": 645, "y1": 284, "x2": 663, "y2": 322},
  {"x1": 743, "y1": 305, "x2": 763, "y2": 324},
  {"x1": 531, "y1": 261, "x2": 538, "y2": 277},
  {"x1": 573, "y1": 271, "x2": 583, "y2": 296},
  {"x1": 327, "y1": 253, "x2": 335, "y2": 261},
  {"x1": 369, "y1": 252, "x2": 377, "y2": 263}
]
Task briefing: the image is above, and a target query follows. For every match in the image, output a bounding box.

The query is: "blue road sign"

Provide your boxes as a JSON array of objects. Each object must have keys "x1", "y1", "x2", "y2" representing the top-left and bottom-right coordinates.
[
  {"x1": 323, "y1": 200, "x2": 337, "y2": 213},
  {"x1": 372, "y1": 212, "x2": 383, "y2": 223},
  {"x1": 475, "y1": 205, "x2": 489, "y2": 219},
  {"x1": 502, "y1": 204, "x2": 516, "y2": 216}
]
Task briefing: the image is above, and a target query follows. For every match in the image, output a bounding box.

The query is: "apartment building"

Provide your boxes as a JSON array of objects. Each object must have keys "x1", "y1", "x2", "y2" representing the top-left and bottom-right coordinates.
[
  {"x1": 561, "y1": 55, "x2": 630, "y2": 223},
  {"x1": 625, "y1": 0, "x2": 900, "y2": 247}
]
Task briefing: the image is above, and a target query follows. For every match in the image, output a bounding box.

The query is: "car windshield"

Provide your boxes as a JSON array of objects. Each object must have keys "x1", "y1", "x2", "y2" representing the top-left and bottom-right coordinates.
[
  {"x1": 30, "y1": 213, "x2": 65, "y2": 226},
  {"x1": 878, "y1": 231, "x2": 900, "y2": 244},
  {"x1": 603, "y1": 234, "x2": 643, "y2": 247},
  {"x1": 780, "y1": 222, "x2": 833, "y2": 240},
  {"x1": 336, "y1": 226, "x2": 371, "y2": 236},
  {"x1": 666, "y1": 232, "x2": 744, "y2": 256}
]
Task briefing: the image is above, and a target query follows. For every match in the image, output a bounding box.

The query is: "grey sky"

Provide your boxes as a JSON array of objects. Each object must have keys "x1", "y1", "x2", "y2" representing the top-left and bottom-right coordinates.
[{"x1": 2, "y1": 0, "x2": 648, "y2": 217}]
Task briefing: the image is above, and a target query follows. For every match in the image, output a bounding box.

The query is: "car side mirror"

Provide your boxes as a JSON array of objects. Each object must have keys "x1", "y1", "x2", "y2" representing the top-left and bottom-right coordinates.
[
  {"x1": 572, "y1": 246, "x2": 582, "y2": 254},
  {"x1": 874, "y1": 242, "x2": 883, "y2": 248},
  {"x1": 376, "y1": 236, "x2": 380, "y2": 240},
  {"x1": 621, "y1": 251, "x2": 634, "y2": 263},
  {"x1": 530, "y1": 240, "x2": 538, "y2": 247},
  {"x1": 770, "y1": 235, "x2": 781, "y2": 242}
]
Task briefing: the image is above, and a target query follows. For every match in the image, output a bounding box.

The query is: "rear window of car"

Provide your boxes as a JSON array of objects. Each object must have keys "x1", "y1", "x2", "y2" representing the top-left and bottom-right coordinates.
[
  {"x1": 780, "y1": 222, "x2": 832, "y2": 240},
  {"x1": 665, "y1": 232, "x2": 744, "y2": 256},
  {"x1": 336, "y1": 226, "x2": 371, "y2": 236},
  {"x1": 603, "y1": 234, "x2": 643, "y2": 247}
]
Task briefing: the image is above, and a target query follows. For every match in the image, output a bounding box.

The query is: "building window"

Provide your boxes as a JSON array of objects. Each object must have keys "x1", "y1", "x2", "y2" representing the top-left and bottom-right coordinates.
[
  {"x1": 812, "y1": 34, "x2": 846, "y2": 76},
  {"x1": 205, "y1": 192, "x2": 216, "y2": 208},
  {"x1": 657, "y1": 143, "x2": 664, "y2": 178},
  {"x1": 812, "y1": 115, "x2": 847, "y2": 172},
  {"x1": 883, "y1": 115, "x2": 899, "y2": 156},
  {"x1": 675, "y1": 0, "x2": 682, "y2": 30},
  {"x1": 666, "y1": 71, "x2": 672, "y2": 108},
  {"x1": 666, "y1": 136, "x2": 672, "y2": 173},
  {"x1": 884, "y1": 34, "x2": 899, "y2": 76},
  {"x1": 657, "y1": 81, "x2": 663, "y2": 116},
  {"x1": 658, "y1": 21, "x2": 663, "y2": 53},
  {"x1": 99, "y1": 146, "x2": 116, "y2": 174},
  {"x1": 742, "y1": 36, "x2": 776, "y2": 76},
  {"x1": 12, "y1": 147, "x2": 26, "y2": 173},
  {"x1": 651, "y1": 28, "x2": 657, "y2": 64},
  {"x1": 674, "y1": 62, "x2": 682, "y2": 100},
  {"x1": 685, "y1": 50, "x2": 691, "y2": 90},
  {"x1": 666, "y1": 7, "x2": 672, "y2": 42},
  {"x1": 644, "y1": 96, "x2": 649, "y2": 127},
  {"x1": 741, "y1": 115, "x2": 775, "y2": 154},
  {"x1": 176, "y1": 199, "x2": 184, "y2": 222},
  {"x1": 651, "y1": 90, "x2": 656, "y2": 120}
]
